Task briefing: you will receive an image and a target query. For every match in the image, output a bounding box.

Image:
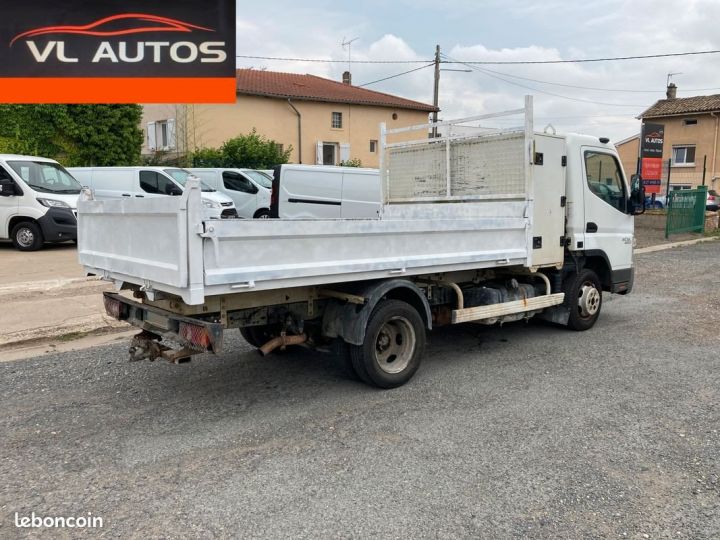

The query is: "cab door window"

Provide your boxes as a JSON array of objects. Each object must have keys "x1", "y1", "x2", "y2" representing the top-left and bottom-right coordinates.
[
  {"x1": 223, "y1": 171, "x2": 257, "y2": 194},
  {"x1": 584, "y1": 151, "x2": 627, "y2": 212}
]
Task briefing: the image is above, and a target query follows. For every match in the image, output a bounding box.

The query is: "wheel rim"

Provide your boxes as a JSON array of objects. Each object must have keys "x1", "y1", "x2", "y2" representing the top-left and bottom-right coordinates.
[
  {"x1": 373, "y1": 316, "x2": 416, "y2": 374},
  {"x1": 578, "y1": 281, "x2": 601, "y2": 318},
  {"x1": 258, "y1": 214, "x2": 270, "y2": 219},
  {"x1": 16, "y1": 227, "x2": 34, "y2": 248}
]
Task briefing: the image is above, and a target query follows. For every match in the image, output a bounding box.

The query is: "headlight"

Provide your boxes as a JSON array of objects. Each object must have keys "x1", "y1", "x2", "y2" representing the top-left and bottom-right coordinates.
[
  {"x1": 202, "y1": 200, "x2": 220, "y2": 209},
  {"x1": 38, "y1": 198, "x2": 70, "y2": 208}
]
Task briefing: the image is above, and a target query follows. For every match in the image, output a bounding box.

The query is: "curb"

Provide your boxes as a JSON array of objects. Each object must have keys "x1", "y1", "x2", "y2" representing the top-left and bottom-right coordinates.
[{"x1": 634, "y1": 235, "x2": 720, "y2": 255}]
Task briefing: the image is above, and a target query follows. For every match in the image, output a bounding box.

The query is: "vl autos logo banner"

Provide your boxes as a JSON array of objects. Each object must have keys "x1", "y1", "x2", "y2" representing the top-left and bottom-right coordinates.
[{"x1": 0, "y1": 0, "x2": 236, "y2": 103}]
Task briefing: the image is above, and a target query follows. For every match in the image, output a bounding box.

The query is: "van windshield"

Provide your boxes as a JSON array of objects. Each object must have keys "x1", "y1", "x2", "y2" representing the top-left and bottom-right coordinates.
[
  {"x1": 7, "y1": 161, "x2": 82, "y2": 194},
  {"x1": 164, "y1": 168, "x2": 215, "y2": 192},
  {"x1": 243, "y1": 170, "x2": 273, "y2": 189}
]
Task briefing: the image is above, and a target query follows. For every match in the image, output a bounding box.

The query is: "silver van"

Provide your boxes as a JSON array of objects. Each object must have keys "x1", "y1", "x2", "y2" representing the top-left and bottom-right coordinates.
[{"x1": 68, "y1": 167, "x2": 238, "y2": 219}]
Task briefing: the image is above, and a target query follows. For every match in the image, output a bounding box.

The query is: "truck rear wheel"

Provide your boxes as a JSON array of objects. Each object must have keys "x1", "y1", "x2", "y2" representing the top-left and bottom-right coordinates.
[
  {"x1": 349, "y1": 299, "x2": 425, "y2": 388},
  {"x1": 563, "y1": 268, "x2": 602, "y2": 331}
]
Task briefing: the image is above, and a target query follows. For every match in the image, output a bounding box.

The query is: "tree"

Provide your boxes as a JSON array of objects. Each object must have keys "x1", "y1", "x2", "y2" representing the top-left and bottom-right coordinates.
[
  {"x1": 191, "y1": 147, "x2": 224, "y2": 167},
  {"x1": 0, "y1": 104, "x2": 143, "y2": 166},
  {"x1": 62, "y1": 105, "x2": 144, "y2": 166},
  {"x1": 192, "y1": 129, "x2": 292, "y2": 169}
]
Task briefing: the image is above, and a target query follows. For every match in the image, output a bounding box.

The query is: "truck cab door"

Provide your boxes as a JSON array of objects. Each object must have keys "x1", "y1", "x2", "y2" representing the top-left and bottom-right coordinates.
[{"x1": 581, "y1": 147, "x2": 634, "y2": 270}]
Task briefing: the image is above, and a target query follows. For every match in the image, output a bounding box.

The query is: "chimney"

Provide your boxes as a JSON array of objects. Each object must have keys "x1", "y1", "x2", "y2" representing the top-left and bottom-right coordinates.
[
  {"x1": 666, "y1": 83, "x2": 677, "y2": 99},
  {"x1": 342, "y1": 71, "x2": 352, "y2": 85}
]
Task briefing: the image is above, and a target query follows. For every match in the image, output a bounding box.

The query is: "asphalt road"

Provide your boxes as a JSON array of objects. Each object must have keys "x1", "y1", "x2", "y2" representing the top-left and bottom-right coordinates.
[{"x1": 1, "y1": 242, "x2": 719, "y2": 539}]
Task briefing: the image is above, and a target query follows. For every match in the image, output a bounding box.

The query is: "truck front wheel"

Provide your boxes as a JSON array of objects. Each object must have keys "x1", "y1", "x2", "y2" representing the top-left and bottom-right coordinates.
[
  {"x1": 563, "y1": 268, "x2": 602, "y2": 331},
  {"x1": 349, "y1": 299, "x2": 425, "y2": 388}
]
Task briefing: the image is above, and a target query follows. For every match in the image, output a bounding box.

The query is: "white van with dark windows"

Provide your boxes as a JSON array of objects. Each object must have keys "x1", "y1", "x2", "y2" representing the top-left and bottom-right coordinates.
[
  {"x1": 188, "y1": 168, "x2": 272, "y2": 218},
  {"x1": 68, "y1": 167, "x2": 237, "y2": 219},
  {"x1": 270, "y1": 165, "x2": 381, "y2": 219},
  {"x1": 0, "y1": 154, "x2": 80, "y2": 251}
]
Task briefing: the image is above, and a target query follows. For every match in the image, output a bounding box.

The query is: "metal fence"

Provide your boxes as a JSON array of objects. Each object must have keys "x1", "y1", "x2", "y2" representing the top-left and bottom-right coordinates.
[{"x1": 665, "y1": 186, "x2": 707, "y2": 238}]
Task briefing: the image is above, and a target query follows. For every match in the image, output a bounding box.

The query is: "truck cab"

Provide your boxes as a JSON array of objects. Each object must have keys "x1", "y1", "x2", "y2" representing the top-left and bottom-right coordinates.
[{"x1": 565, "y1": 134, "x2": 636, "y2": 294}]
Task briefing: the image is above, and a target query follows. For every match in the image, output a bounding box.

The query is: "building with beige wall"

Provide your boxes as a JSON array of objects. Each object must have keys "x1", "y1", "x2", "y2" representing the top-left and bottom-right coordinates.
[
  {"x1": 616, "y1": 85, "x2": 720, "y2": 192},
  {"x1": 141, "y1": 69, "x2": 437, "y2": 168}
]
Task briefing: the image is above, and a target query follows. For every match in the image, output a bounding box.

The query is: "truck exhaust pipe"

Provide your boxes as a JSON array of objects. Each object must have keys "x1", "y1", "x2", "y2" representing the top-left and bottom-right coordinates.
[{"x1": 258, "y1": 333, "x2": 307, "y2": 356}]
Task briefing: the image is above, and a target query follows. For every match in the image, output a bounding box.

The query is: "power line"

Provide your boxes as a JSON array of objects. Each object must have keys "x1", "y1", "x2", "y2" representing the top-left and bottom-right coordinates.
[
  {"x1": 237, "y1": 49, "x2": 720, "y2": 65},
  {"x1": 441, "y1": 53, "x2": 646, "y2": 108},
  {"x1": 445, "y1": 49, "x2": 720, "y2": 65},
  {"x1": 236, "y1": 54, "x2": 433, "y2": 64},
  {"x1": 358, "y1": 63, "x2": 435, "y2": 87}
]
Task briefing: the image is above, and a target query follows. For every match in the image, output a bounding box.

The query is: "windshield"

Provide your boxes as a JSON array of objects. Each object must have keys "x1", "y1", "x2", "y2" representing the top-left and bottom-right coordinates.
[
  {"x1": 7, "y1": 161, "x2": 82, "y2": 194},
  {"x1": 163, "y1": 168, "x2": 215, "y2": 192},
  {"x1": 243, "y1": 170, "x2": 273, "y2": 189}
]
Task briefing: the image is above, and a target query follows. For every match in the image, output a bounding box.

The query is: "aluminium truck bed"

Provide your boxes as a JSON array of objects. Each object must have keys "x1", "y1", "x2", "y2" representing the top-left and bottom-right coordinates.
[{"x1": 78, "y1": 102, "x2": 566, "y2": 306}]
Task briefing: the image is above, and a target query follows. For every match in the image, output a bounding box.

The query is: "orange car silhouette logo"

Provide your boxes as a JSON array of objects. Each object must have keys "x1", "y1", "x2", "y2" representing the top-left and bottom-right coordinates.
[{"x1": 11, "y1": 13, "x2": 213, "y2": 46}]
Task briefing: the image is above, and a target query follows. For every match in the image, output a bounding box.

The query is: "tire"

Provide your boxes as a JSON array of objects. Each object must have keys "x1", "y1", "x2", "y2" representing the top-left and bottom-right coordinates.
[
  {"x1": 653, "y1": 202, "x2": 663, "y2": 209},
  {"x1": 349, "y1": 299, "x2": 425, "y2": 388},
  {"x1": 562, "y1": 269, "x2": 602, "y2": 331},
  {"x1": 11, "y1": 221, "x2": 43, "y2": 251},
  {"x1": 254, "y1": 209, "x2": 271, "y2": 219}
]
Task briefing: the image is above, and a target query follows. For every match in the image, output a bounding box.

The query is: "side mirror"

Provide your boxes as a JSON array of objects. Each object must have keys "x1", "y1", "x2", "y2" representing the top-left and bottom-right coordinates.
[
  {"x1": 0, "y1": 178, "x2": 17, "y2": 197},
  {"x1": 628, "y1": 174, "x2": 645, "y2": 215},
  {"x1": 168, "y1": 186, "x2": 183, "y2": 196}
]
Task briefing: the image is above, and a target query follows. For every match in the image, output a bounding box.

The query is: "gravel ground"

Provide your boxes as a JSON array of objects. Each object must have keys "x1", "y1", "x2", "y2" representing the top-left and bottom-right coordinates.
[{"x1": 1, "y1": 242, "x2": 719, "y2": 539}]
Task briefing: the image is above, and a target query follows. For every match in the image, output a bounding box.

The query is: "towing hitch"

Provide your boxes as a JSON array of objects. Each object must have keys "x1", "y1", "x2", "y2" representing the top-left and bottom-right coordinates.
[{"x1": 128, "y1": 331, "x2": 196, "y2": 364}]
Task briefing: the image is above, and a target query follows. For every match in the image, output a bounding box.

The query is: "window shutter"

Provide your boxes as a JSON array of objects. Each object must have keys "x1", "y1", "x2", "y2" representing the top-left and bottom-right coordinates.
[
  {"x1": 167, "y1": 119, "x2": 176, "y2": 150},
  {"x1": 340, "y1": 143, "x2": 350, "y2": 163},
  {"x1": 147, "y1": 122, "x2": 157, "y2": 151},
  {"x1": 316, "y1": 142, "x2": 323, "y2": 165}
]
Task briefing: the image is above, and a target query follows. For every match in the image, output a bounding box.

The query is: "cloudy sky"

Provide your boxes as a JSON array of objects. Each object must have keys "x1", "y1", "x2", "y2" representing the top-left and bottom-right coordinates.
[{"x1": 236, "y1": 0, "x2": 720, "y2": 141}]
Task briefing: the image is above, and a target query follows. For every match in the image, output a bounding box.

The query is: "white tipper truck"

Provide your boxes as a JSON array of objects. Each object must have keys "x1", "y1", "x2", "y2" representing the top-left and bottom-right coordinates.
[{"x1": 77, "y1": 97, "x2": 644, "y2": 388}]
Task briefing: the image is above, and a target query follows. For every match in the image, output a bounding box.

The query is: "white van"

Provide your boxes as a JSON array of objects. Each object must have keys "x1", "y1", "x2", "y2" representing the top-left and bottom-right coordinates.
[
  {"x1": 188, "y1": 168, "x2": 272, "y2": 218},
  {"x1": 0, "y1": 154, "x2": 80, "y2": 251},
  {"x1": 270, "y1": 165, "x2": 381, "y2": 219},
  {"x1": 68, "y1": 167, "x2": 237, "y2": 219}
]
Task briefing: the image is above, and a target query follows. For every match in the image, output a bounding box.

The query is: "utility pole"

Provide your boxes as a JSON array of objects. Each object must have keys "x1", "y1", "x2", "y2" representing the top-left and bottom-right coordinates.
[{"x1": 432, "y1": 44, "x2": 440, "y2": 138}]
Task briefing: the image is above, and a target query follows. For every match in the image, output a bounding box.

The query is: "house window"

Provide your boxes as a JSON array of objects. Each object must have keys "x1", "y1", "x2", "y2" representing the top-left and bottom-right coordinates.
[
  {"x1": 147, "y1": 120, "x2": 175, "y2": 151},
  {"x1": 683, "y1": 119, "x2": 698, "y2": 126},
  {"x1": 331, "y1": 112, "x2": 343, "y2": 129},
  {"x1": 672, "y1": 145, "x2": 696, "y2": 166},
  {"x1": 370, "y1": 140, "x2": 378, "y2": 153}
]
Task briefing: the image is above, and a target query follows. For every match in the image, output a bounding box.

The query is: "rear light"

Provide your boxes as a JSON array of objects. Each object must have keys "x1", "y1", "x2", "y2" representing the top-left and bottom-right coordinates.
[
  {"x1": 103, "y1": 296, "x2": 128, "y2": 320},
  {"x1": 709, "y1": 195, "x2": 716, "y2": 202},
  {"x1": 179, "y1": 321, "x2": 212, "y2": 350}
]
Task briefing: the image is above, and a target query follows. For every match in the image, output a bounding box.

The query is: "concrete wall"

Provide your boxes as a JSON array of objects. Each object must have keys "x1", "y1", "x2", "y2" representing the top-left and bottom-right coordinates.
[
  {"x1": 616, "y1": 112, "x2": 720, "y2": 192},
  {"x1": 141, "y1": 96, "x2": 431, "y2": 168}
]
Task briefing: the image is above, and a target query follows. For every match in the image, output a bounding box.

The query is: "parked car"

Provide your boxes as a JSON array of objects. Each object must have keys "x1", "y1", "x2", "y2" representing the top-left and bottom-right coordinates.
[
  {"x1": 68, "y1": 167, "x2": 237, "y2": 219},
  {"x1": 644, "y1": 194, "x2": 666, "y2": 209},
  {"x1": 270, "y1": 164, "x2": 381, "y2": 219},
  {"x1": 188, "y1": 168, "x2": 272, "y2": 218},
  {"x1": 707, "y1": 190, "x2": 719, "y2": 211},
  {"x1": 0, "y1": 154, "x2": 80, "y2": 251}
]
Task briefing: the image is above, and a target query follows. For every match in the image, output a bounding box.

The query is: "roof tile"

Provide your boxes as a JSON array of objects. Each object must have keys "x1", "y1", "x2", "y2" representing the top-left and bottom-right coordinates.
[
  {"x1": 640, "y1": 94, "x2": 720, "y2": 118},
  {"x1": 236, "y1": 69, "x2": 438, "y2": 112}
]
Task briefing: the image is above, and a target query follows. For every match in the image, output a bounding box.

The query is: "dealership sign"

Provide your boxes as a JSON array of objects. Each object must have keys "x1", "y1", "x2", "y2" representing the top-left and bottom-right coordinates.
[
  {"x1": 640, "y1": 122, "x2": 664, "y2": 194},
  {"x1": 0, "y1": 1, "x2": 236, "y2": 103}
]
